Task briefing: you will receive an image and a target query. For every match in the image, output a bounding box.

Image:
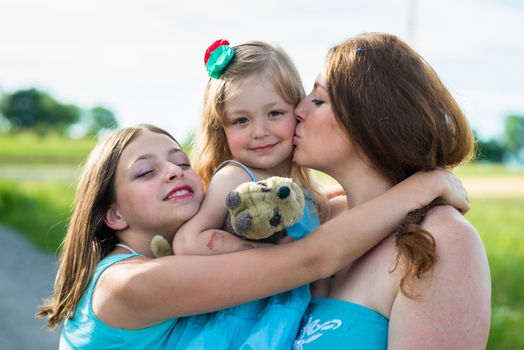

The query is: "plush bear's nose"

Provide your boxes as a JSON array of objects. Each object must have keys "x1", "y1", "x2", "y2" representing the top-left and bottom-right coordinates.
[
  {"x1": 277, "y1": 186, "x2": 290, "y2": 199},
  {"x1": 270, "y1": 208, "x2": 282, "y2": 227}
]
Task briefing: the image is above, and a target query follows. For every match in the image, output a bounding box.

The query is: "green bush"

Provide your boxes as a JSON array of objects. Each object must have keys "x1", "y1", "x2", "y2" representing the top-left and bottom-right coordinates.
[{"x1": 0, "y1": 181, "x2": 73, "y2": 253}]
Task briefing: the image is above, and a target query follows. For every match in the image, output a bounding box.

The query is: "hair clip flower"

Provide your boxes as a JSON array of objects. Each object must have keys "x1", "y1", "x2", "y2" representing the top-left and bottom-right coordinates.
[{"x1": 204, "y1": 39, "x2": 235, "y2": 79}]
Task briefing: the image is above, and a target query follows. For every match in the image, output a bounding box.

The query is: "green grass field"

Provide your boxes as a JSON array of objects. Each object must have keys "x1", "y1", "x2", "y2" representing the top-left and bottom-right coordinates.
[
  {"x1": 1, "y1": 133, "x2": 523, "y2": 348},
  {"x1": 0, "y1": 131, "x2": 193, "y2": 164},
  {"x1": 0, "y1": 132, "x2": 96, "y2": 164},
  {"x1": 466, "y1": 197, "x2": 524, "y2": 349}
]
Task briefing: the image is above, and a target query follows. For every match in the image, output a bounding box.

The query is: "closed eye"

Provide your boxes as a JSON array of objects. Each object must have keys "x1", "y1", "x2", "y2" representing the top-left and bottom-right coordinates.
[
  {"x1": 136, "y1": 169, "x2": 155, "y2": 178},
  {"x1": 311, "y1": 99, "x2": 325, "y2": 106}
]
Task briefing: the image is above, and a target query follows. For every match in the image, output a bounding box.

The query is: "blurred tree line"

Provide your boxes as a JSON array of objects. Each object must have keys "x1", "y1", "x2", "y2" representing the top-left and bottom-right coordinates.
[
  {"x1": 0, "y1": 87, "x2": 523, "y2": 163},
  {"x1": 475, "y1": 114, "x2": 524, "y2": 163},
  {"x1": 0, "y1": 88, "x2": 118, "y2": 137}
]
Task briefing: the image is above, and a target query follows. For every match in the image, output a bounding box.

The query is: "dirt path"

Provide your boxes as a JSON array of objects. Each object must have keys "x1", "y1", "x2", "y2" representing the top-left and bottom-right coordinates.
[
  {"x1": 0, "y1": 225, "x2": 60, "y2": 350},
  {"x1": 463, "y1": 177, "x2": 524, "y2": 197}
]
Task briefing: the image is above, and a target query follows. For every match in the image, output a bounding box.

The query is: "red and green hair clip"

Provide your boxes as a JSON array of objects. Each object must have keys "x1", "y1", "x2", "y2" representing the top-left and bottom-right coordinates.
[{"x1": 204, "y1": 39, "x2": 235, "y2": 79}]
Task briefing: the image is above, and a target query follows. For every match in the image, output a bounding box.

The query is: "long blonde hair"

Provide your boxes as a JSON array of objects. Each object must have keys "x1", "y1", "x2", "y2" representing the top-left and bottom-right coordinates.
[
  {"x1": 37, "y1": 124, "x2": 179, "y2": 328},
  {"x1": 193, "y1": 40, "x2": 328, "y2": 220}
]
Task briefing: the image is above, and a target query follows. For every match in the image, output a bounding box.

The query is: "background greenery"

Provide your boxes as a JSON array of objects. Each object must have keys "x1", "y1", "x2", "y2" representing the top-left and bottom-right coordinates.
[{"x1": 1, "y1": 133, "x2": 523, "y2": 349}]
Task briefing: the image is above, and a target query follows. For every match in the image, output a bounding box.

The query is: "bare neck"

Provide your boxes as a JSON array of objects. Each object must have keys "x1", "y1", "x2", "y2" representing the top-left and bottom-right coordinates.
[
  {"x1": 115, "y1": 229, "x2": 174, "y2": 258},
  {"x1": 332, "y1": 159, "x2": 392, "y2": 209}
]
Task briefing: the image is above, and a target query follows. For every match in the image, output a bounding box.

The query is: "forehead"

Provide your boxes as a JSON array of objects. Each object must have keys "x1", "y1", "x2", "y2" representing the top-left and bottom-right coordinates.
[
  {"x1": 226, "y1": 75, "x2": 283, "y2": 106},
  {"x1": 314, "y1": 73, "x2": 328, "y2": 91},
  {"x1": 120, "y1": 131, "x2": 180, "y2": 162}
]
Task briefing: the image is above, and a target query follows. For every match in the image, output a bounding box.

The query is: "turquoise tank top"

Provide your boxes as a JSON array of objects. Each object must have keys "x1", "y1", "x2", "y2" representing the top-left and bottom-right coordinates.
[
  {"x1": 293, "y1": 298, "x2": 389, "y2": 349},
  {"x1": 59, "y1": 253, "x2": 180, "y2": 349}
]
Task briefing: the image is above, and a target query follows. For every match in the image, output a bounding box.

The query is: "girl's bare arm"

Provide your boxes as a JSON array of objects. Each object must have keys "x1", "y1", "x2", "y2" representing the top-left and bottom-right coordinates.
[
  {"x1": 173, "y1": 166, "x2": 268, "y2": 255},
  {"x1": 95, "y1": 169, "x2": 469, "y2": 328}
]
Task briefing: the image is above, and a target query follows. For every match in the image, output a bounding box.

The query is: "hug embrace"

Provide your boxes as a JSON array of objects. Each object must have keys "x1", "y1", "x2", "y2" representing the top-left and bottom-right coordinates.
[{"x1": 39, "y1": 33, "x2": 490, "y2": 349}]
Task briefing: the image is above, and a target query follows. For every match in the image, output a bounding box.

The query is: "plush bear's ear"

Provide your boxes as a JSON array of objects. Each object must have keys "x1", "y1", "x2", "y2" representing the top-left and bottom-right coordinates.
[
  {"x1": 225, "y1": 191, "x2": 242, "y2": 209},
  {"x1": 104, "y1": 205, "x2": 128, "y2": 230},
  {"x1": 151, "y1": 235, "x2": 172, "y2": 257}
]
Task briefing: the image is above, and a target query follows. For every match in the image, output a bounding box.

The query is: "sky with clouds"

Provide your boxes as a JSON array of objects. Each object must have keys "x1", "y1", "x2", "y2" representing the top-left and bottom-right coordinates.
[{"x1": 1, "y1": 0, "x2": 523, "y2": 141}]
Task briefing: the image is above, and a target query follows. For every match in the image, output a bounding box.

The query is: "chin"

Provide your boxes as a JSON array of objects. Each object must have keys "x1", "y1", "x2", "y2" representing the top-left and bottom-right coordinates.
[
  {"x1": 178, "y1": 205, "x2": 200, "y2": 222},
  {"x1": 293, "y1": 149, "x2": 308, "y2": 167}
]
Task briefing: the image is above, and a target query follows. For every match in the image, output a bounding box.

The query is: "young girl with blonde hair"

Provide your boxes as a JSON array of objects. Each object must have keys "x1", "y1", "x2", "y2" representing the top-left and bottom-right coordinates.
[
  {"x1": 174, "y1": 40, "x2": 329, "y2": 254},
  {"x1": 171, "y1": 39, "x2": 330, "y2": 348}
]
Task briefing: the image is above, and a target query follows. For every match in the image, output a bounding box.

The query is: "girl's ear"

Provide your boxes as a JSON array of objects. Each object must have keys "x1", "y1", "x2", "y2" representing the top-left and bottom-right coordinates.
[{"x1": 104, "y1": 206, "x2": 128, "y2": 230}]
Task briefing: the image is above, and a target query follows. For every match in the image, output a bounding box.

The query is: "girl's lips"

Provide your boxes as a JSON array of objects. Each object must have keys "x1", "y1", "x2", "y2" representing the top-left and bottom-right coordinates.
[
  {"x1": 251, "y1": 143, "x2": 277, "y2": 152},
  {"x1": 164, "y1": 185, "x2": 193, "y2": 201}
]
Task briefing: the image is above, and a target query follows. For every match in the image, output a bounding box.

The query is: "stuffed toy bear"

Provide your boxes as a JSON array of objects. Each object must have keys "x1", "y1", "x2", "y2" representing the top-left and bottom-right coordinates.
[{"x1": 150, "y1": 176, "x2": 305, "y2": 257}]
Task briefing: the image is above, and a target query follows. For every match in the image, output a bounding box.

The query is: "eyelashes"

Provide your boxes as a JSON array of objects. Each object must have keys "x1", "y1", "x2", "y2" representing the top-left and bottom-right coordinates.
[
  {"x1": 134, "y1": 162, "x2": 191, "y2": 179},
  {"x1": 136, "y1": 169, "x2": 154, "y2": 178}
]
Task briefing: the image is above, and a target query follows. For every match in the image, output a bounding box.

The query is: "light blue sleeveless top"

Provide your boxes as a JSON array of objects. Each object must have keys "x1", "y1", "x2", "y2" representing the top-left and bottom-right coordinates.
[
  {"x1": 60, "y1": 253, "x2": 180, "y2": 349},
  {"x1": 293, "y1": 298, "x2": 389, "y2": 350}
]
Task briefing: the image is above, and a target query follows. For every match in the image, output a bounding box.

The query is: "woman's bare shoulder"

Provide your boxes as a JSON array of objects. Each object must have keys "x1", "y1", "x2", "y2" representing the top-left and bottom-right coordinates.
[
  {"x1": 421, "y1": 204, "x2": 490, "y2": 287},
  {"x1": 388, "y1": 205, "x2": 491, "y2": 348},
  {"x1": 422, "y1": 205, "x2": 481, "y2": 247}
]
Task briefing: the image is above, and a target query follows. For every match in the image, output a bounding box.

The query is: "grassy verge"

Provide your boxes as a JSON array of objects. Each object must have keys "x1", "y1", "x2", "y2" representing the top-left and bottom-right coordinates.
[
  {"x1": 0, "y1": 132, "x2": 95, "y2": 164},
  {"x1": 0, "y1": 131, "x2": 193, "y2": 164},
  {"x1": 0, "y1": 181, "x2": 74, "y2": 253},
  {"x1": 466, "y1": 197, "x2": 524, "y2": 349}
]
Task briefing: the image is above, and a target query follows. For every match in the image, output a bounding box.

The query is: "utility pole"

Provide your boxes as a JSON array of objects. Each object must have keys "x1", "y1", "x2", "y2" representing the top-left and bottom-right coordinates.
[{"x1": 406, "y1": 0, "x2": 418, "y2": 46}]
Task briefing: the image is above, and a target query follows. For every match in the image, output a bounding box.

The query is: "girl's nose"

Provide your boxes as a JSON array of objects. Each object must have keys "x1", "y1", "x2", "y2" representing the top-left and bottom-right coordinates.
[
  {"x1": 251, "y1": 119, "x2": 268, "y2": 138},
  {"x1": 166, "y1": 162, "x2": 184, "y2": 181}
]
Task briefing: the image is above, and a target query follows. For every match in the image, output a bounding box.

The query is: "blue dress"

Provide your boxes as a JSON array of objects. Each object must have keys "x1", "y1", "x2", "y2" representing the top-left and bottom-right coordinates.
[
  {"x1": 172, "y1": 160, "x2": 319, "y2": 349},
  {"x1": 166, "y1": 202, "x2": 320, "y2": 349},
  {"x1": 293, "y1": 298, "x2": 389, "y2": 349}
]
